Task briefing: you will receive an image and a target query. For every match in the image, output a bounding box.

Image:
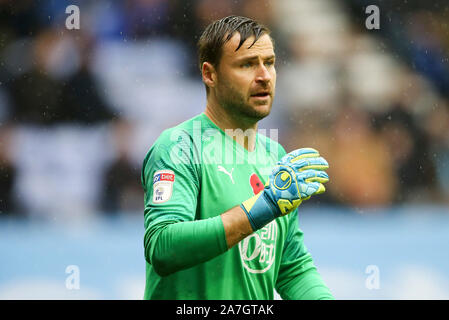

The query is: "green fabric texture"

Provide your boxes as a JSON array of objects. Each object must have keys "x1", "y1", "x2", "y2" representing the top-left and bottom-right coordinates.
[{"x1": 141, "y1": 113, "x2": 333, "y2": 300}]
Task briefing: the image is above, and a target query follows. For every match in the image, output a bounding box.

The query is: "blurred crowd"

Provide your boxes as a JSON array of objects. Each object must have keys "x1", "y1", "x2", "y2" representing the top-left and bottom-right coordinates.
[{"x1": 0, "y1": 0, "x2": 448, "y2": 220}]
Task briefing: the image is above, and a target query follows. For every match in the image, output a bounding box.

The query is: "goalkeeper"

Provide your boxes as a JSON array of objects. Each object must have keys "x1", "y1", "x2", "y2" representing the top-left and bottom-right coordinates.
[{"x1": 141, "y1": 15, "x2": 334, "y2": 300}]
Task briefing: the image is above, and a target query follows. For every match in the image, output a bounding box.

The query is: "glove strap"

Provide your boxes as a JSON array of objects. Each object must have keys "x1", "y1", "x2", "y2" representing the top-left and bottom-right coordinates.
[{"x1": 241, "y1": 191, "x2": 279, "y2": 231}]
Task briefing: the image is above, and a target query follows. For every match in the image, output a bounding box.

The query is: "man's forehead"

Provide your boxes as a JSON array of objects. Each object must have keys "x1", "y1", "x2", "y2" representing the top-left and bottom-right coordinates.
[{"x1": 222, "y1": 33, "x2": 274, "y2": 60}]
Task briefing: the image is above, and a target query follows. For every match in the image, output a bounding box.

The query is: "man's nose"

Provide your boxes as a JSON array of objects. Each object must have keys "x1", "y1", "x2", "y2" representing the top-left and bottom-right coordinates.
[{"x1": 255, "y1": 63, "x2": 272, "y2": 83}]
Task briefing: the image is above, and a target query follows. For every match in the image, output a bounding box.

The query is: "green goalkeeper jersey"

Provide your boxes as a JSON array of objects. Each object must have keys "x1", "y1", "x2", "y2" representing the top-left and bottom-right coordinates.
[{"x1": 141, "y1": 113, "x2": 333, "y2": 300}]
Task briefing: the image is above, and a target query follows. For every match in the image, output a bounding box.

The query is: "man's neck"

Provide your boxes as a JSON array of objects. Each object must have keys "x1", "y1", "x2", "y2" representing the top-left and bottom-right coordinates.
[{"x1": 204, "y1": 103, "x2": 258, "y2": 152}]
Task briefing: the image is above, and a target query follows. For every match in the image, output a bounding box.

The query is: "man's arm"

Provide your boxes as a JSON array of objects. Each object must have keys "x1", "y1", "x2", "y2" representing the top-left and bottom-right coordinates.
[
  {"x1": 221, "y1": 206, "x2": 253, "y2": 248},
  {"x1": 146, "y1": 205, "x2": 254, "y2": 277},
  {"x1": 144, "y1": 140, "x2": 329, "y2": 277}
]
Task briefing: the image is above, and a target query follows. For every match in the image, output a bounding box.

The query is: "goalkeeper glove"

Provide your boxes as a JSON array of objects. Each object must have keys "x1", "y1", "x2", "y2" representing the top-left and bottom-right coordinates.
[{"x1": 240, "y1": 147, "x2": 329, "y2": 231}]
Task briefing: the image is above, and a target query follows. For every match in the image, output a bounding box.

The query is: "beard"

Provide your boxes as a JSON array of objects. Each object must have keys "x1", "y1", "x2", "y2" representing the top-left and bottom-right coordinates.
[{"x1": 215, "y1": 80, "x2": 274, "y2": 123}]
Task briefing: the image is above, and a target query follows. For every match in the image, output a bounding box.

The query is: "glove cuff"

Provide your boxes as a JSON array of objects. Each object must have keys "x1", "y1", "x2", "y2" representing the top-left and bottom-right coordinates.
[{"x1": 241, "y1": 190, "x2": 279, "y2": 231}]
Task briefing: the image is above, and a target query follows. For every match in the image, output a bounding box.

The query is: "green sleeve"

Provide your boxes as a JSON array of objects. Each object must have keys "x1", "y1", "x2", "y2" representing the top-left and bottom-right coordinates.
[
  {"x1": 142, "y1": 129, "x2": 228, "y2": 277},
  {"x1": 149, "y1": 216, "x2": 228, "y2": 276},
  {"x1": 275, "y1": 210, "x2": 334, "y2": 300}
]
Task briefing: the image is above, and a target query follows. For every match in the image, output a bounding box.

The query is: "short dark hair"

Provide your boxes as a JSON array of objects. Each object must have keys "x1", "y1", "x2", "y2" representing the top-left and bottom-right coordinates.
[{"x1": 197, "y1": 15, "x2": 272, "y2": 75}]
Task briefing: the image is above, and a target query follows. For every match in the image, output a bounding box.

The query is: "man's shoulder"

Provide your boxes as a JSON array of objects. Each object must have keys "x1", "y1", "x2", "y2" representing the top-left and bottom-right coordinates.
[
  {"x1": 143, "y1": 113, "x2": 205, "y2": 165},
  {"x1": 157, "y1": 113, "x2": 205, "y2": 143}
]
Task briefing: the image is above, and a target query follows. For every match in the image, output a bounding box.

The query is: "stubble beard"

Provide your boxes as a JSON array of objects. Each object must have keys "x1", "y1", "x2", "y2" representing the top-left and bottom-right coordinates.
[{"x1": 216, "y1": 82, "x2": 273, "y2": 125}]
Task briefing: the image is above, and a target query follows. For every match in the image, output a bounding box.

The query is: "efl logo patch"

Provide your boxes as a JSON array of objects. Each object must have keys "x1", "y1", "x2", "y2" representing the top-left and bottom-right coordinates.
[{"x1": 152, "y1": 170, "x2": 175, "y2": 203}]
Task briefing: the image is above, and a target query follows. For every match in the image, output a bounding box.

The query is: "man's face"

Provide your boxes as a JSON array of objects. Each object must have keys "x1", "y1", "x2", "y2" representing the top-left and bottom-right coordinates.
[{"x1": 214, "y1": 32, "x2": 276, "y2": 122}]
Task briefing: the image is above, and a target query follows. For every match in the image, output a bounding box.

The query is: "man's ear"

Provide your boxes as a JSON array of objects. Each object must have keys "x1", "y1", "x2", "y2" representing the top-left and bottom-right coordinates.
[{"x1": 202, "y1": 62, "x2": 217, "y2": 90}]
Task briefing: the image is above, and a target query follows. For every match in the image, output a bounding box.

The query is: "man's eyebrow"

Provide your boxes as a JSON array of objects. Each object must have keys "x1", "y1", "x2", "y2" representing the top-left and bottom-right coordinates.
[{"x1": 237, "y1": 54, "x2": 276, "y2": 62}]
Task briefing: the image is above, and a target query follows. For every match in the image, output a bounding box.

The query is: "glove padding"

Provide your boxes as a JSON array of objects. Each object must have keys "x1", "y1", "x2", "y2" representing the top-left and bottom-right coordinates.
[
  {"x1": 241, "y1": 147, "x2": 329, "y2": 230},
  {"x1": 268, "y1": 147, "x2": 329, "y2": 215}
]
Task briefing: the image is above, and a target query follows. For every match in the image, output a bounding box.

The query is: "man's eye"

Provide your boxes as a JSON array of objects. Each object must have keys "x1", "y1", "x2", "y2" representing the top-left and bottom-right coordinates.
[
  {"x1": 265, "y1": 61, "x2": 274, "y2": 66},
  {"x1": 242, "y1": 62, "x2": 252, "y2": 68}
]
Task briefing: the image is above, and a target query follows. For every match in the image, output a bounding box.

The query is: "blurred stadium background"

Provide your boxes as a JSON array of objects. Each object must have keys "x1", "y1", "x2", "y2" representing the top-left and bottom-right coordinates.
[{"x1": 0, "y1": 0, "x2": 448, "y2": 299}]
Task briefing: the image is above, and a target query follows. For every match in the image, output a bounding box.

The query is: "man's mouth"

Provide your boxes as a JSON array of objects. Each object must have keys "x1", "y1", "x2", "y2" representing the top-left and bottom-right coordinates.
[{"x1": 251, "y1": 91, "x2": 271, "y2": 98}]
